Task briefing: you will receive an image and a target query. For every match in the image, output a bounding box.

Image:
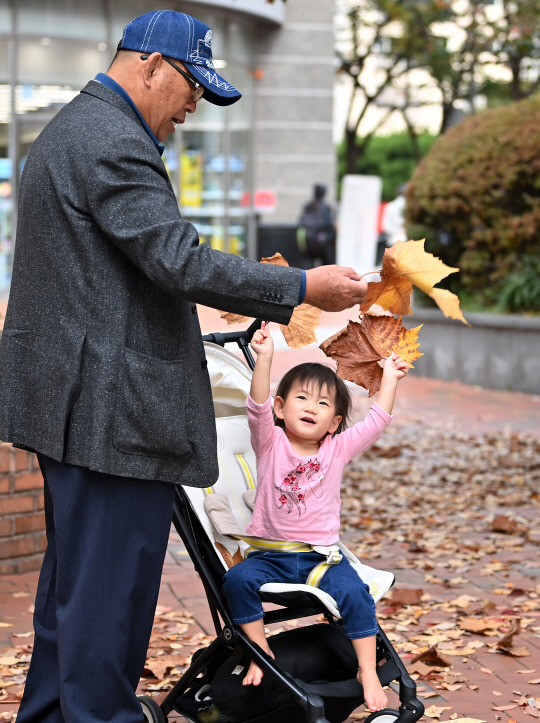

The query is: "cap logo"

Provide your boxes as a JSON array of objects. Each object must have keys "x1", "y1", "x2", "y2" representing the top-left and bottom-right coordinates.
[{"x1": 190, "y1": 28, "x2": 214, "y2": 69}]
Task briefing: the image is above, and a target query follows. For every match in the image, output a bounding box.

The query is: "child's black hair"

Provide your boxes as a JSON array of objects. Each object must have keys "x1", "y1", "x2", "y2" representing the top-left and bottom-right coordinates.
[{"x1": 273, "y1": 362, "x2": 352, "y2": 435}]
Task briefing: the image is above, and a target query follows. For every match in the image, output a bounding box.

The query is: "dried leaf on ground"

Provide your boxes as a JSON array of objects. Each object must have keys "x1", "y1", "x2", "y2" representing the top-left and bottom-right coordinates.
[
  {"x1": 391, "y1": 588, "x2": 424, "y2": 606},
  {"x1": 410, "y1": 646, "x2": 453, "y2": 668}
]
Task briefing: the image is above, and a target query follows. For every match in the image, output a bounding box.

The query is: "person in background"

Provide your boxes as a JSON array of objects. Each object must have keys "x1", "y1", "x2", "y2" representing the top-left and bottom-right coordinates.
[
  {"x1": 382, "y1": 183, "x2": 408, "y2": 247},
  {"x1": 0, "y1": 10, "x2": 368, "y2": 723},
  {"x1": 297, "y1": 183, "x2": 337, "y2": 267}
]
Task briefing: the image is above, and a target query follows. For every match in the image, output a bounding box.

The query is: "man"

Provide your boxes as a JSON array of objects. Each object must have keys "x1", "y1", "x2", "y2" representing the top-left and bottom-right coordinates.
[{"x1": 0, "y1": 10, "x2": 367, "y2": 722}]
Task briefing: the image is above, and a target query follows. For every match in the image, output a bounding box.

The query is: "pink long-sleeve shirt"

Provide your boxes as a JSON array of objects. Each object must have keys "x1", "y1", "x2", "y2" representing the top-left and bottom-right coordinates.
[{"x1": 245, "y1": 395, "x2": 391, "y2": 546}]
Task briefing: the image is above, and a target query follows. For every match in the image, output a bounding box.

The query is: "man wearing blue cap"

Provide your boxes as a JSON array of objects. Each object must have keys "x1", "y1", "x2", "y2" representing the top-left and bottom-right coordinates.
[{"x1": 0, "y1": 10, "x2": 367, "y2": 723}]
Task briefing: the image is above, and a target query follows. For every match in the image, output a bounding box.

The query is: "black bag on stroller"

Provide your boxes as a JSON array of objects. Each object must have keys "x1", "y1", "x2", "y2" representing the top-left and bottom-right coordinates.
[
  {"x1": 170, "y1": 623, "x2": 374, "y2": 723},
  {"x1": 209, "y1": 624, "x2": 362, "y2": 723}
]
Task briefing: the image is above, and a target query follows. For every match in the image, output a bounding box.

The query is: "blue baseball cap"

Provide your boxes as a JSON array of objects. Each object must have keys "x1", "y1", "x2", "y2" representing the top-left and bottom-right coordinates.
[{"x1": 118, "y1": 10, "x2": 242, "y2": 106}]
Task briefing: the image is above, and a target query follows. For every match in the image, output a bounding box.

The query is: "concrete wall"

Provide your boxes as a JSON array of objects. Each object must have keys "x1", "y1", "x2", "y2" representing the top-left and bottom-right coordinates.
[
  {"x1": 252, "y1": 0, "x2": 336, "y2": 223},
  {"x1": 409, "y1": 308, "x2": 540, "y2": 395}
]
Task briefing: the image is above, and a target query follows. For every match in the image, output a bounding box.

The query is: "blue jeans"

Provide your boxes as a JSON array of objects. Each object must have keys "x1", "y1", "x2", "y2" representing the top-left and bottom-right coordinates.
[{"x1": 223, "y1": 550, "x2": 378, "y2": 639}]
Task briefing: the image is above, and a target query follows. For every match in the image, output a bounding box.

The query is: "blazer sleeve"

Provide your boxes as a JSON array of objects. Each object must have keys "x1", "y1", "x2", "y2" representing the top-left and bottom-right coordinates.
[{"x1": 85, "y1": 123, "x2": 301, "y2": 324}]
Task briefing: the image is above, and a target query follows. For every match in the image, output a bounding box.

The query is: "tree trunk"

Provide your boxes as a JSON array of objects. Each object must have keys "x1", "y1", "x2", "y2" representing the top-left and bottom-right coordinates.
[{"x1": 344, "y1": 128, "x2": 360, "y2": 174}]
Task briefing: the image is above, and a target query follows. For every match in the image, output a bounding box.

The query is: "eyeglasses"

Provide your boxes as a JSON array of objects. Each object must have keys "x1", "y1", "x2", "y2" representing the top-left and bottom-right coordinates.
[{"x1": 140, "y1": 54, "x2": 204, "y2": 103}]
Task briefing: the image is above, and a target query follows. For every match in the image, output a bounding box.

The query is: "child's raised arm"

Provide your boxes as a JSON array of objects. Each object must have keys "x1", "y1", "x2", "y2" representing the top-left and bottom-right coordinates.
[
  {"x1": 376, "y1": 353, "x2": 409, "y2": 415},
  {"x1": 249, "y1": 321, "x2": 274, "y2": 404}
]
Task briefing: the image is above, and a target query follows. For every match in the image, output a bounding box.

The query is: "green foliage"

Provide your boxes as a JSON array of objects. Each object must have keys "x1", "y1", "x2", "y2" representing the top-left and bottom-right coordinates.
[
  {"x1": 406, "y1": 95, "x2": 540, "y2": 311},
  {"x1": 500, "y1": 256, "x2": 540, "y2": 313},
  {"x1": 337, "y1": 132, "x2": 436, "y2": 201}
]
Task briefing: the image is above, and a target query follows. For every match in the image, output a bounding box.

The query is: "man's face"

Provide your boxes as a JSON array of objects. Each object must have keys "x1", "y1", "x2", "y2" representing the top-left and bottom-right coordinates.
[{"x1": 148, "y1": 57, "x2": 199, "y2": 141}]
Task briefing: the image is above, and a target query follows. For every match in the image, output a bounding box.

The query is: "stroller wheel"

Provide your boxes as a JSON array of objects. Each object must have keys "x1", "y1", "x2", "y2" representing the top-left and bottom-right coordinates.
[
  {"x1": 139, "y1": 695, "x2": 167, "y2": 723},
  {"x1": 365, "y1": 710, "x2": 399, "y2": 722}
]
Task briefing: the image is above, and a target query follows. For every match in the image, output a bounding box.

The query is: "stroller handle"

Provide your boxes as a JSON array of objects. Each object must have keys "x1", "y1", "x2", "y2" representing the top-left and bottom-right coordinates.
[{"x1": 202, "y1": 318, "x2": 265, "y2": 371}]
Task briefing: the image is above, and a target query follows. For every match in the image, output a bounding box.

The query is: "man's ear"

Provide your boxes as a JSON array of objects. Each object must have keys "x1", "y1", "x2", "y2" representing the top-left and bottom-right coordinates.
[
  {"x1": 273, "y1": 396, "x2": 285, "y2": 420},
  {"x1": 141, "y1": 52, "x2": 162, "y2": 86}
]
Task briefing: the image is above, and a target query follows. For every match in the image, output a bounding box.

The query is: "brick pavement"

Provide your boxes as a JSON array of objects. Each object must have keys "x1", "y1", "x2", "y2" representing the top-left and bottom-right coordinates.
[{"x1": 1, "y1": 305, "x2": 539, "y2": 721}]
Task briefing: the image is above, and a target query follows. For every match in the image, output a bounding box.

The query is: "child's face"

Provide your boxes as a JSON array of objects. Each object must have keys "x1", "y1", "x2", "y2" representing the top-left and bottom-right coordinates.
[{"x1": 274, "y1": 381, "x2": 342, "y2": 444}]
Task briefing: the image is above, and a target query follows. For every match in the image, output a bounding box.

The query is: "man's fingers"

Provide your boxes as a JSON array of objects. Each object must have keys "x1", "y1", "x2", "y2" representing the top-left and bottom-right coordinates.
[{"x1": 304, "y1": 266, "x2": 368, "y2": 311}]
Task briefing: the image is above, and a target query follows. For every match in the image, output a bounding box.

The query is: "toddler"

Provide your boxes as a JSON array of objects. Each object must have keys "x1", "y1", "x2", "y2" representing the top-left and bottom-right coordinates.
[{"x1": 223, "y1": 322, "x2": 408, "y2": 712}]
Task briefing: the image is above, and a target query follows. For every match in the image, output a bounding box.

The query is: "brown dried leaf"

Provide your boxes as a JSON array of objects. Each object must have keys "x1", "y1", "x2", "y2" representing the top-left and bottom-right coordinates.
[
  {"x1": 320, "y1": 317, "x2": 422, "y2": 396},
  {"x1": 219, "y1": 253, "x2": 321, "y2": 349},
  {"x1": 219, "y1": 253, "x2": 289, "y2": 326},
  {"x1": 491, "y1": 618, "x2": 523, "y2": 651},
  {"x1": 220, "y1": 310, "x2": 250, "y2": 325},
  {"x1": 280, "y1": 303, "x2": 322, "y2": 349},
  {"x1": 391, "y1": 588, "x2": 424, "y2": 606},
  {"x1": 490, "y1": 515, "x2": 521, "y2": 534},
  {"x1": 214, "y1": 541, "x2": 244, "y2": 569},
  {"x1": 410, "y1": 646, "x2": 453, "y2": 668},
  {"x1": 363, "y1": 274, "x2": 413, "y2": 316},
  {"x1": 459, "y1": 617, "x2": 502, "y2": 635},
  {"x1": 261, "y1": 252, "x2": 289, "y2": 268}
]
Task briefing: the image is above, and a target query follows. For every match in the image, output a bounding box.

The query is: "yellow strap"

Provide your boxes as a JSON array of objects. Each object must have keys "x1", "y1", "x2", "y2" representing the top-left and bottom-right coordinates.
[
  {"x1": 234, "y1": 453, "x2": 256, "y2": 490},
  {"x1": 241, "y1": 537, "x2": 343, "y2": 588},
  {"x1": 306, "y1": 561, "x2": 333, "y2": 587},
  {"x1": 242, "y1": 537, "x2": 313, "y2": 556}
]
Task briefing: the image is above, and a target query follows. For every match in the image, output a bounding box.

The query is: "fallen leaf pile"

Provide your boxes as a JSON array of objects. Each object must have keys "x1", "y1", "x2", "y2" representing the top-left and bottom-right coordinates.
[
  {"x1": 340, "y1": 417, "x2": 540, "y2": 720},
  {"x1": 2, "y1": 422, "x2": 538, "y2": 721}
]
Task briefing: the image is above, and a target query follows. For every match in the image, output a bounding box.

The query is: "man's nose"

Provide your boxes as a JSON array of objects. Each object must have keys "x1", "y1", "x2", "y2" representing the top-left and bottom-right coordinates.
[{"x1": 186, "y1": 99, "x2": 197, "y2": 114}]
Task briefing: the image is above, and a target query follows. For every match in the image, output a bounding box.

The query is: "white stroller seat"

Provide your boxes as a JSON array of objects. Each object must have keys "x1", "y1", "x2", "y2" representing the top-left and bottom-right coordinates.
[{"x1": 181, "y1": 411, "x2": 395, "y2": 618}]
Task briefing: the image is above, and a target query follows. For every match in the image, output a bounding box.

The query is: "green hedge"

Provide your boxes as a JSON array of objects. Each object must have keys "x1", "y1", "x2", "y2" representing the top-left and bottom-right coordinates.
[
  {"x1": 338, "y1": 132, "x2": 436, "y2": 201},
  {"x1": 406, "y1": 96, "x2": 540, "y2": 311}
]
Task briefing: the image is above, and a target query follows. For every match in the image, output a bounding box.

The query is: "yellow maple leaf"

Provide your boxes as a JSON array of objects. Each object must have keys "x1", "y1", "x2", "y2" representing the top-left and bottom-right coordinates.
[
  {"x1": 429, "y1": 288, "x2": 471, "y2": 326},
  {"x1": 361, "y1": 239, "x2": 469, "y2": 324}
]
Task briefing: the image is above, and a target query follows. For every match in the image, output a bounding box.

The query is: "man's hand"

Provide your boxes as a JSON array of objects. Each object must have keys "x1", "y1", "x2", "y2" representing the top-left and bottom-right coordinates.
[{"x1": 303, "y1": 266, "x2": 368, "y2": 312}]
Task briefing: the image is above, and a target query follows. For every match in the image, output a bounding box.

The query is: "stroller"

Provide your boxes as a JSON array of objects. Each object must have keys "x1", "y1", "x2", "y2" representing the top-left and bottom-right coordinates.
[{"x1": 139, "y1": 320, "x2": 425, "y2": 723}]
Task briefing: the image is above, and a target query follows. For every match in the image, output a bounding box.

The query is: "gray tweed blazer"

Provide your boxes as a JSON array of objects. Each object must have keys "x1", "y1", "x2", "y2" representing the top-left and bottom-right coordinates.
[{"x1": 0, "y1": 81, "x2": 302, "y2": 486}]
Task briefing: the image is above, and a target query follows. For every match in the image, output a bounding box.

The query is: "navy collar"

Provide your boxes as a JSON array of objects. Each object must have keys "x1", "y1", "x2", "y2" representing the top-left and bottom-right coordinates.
[{"x1": 95, "y1": 73, "x2": 165, "y2": 156}]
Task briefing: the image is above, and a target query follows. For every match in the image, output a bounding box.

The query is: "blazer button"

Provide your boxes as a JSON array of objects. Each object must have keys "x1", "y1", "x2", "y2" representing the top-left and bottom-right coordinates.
[
  {"x1": 278, "y1": 294, "x2": 284, "y2": 302},
  {"x1": 201, "y1": 359, "x2": 208, "y2": 369},
  {"x1": 191, "y1": 304, "x2": 197, "y2": 314}
]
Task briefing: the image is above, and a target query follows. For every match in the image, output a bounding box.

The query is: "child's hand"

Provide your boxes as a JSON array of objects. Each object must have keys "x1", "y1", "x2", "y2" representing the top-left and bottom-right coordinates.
[
  {"x1": 250, "y1": 321, "x2": 274, "y2": 357},
  {"x1": 381, "y1": 352, "x2": 409, "y2": 381}
]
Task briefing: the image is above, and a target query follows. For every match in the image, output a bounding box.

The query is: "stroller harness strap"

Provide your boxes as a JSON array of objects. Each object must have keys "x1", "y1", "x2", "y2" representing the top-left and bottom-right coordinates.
[{"x1": 242, "y1": 537, "x2": 343, "y2": 588}]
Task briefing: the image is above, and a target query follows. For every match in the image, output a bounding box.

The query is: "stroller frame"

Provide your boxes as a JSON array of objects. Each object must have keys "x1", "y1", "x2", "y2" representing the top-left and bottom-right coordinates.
[{"x1": 140, "y1": 321, "x2": 425, "y2": 723}]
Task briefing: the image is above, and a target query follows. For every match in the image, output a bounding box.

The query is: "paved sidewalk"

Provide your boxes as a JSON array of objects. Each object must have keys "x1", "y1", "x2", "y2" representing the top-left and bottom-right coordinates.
[{"x1": 1, "y1": 305, "x2": 539, "y2": 721}]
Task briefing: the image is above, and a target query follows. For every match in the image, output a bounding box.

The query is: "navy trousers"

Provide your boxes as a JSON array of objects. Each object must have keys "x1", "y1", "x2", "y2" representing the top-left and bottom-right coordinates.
[{"x1": 16, "y1": 454, "x2": 175, "y2": 723}]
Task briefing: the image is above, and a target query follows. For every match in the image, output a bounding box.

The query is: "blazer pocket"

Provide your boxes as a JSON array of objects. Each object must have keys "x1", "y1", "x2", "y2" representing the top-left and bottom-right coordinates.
[{"x1": 113, "y1": 347, "x2": 191, "y2": 460}]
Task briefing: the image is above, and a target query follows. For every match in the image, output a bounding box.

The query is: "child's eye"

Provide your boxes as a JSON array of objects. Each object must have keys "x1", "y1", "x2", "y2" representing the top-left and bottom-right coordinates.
[
  {"x1": 319, "y1": 401, "x2": 329, "y2": 407},
  {"x1": 296, "y1": 395, "x2": 306, "y2": 401}
]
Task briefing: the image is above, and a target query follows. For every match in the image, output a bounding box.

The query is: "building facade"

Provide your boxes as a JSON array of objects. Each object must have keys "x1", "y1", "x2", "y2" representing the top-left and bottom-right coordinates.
[{"x1": 0, "y1": 0, "x2": 336, "y2": 293}]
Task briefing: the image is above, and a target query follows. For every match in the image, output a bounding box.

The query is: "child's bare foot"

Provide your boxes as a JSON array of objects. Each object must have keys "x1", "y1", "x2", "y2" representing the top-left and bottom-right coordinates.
[
  {"x1": 243, "y1": 659, "x2": 264, "y2": 686},
  {"x1": 243, "y1": 648, "x2": 274, "y2": 686},
  {"x1": 357, "y1": 668, "x2": 388, "y2": 711}
]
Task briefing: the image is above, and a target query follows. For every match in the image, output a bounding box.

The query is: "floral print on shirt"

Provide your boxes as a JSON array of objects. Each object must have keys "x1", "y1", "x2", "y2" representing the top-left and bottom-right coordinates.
[{"x1": 275, "y1": 458, "x2": 327, "y2": 517}]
